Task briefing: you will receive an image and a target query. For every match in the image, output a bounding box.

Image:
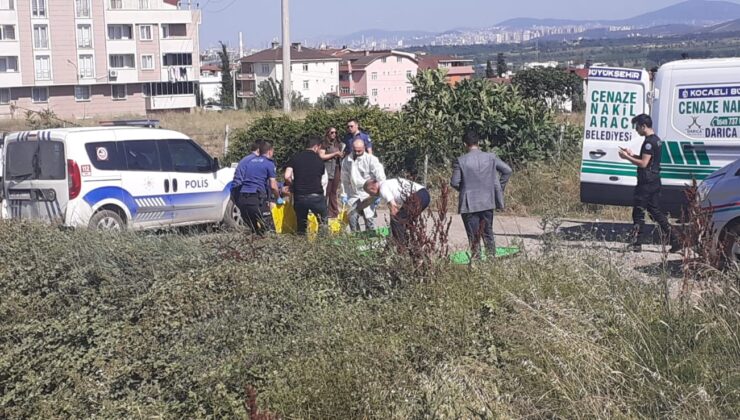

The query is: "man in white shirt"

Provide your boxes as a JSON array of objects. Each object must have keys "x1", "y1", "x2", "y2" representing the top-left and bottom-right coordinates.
[
  {"x1": 341, "y1": 139, "x2": 386, "y2": 232},
  {"x1": 364, "y1": 177, "x2": 430, "y2": 245}
]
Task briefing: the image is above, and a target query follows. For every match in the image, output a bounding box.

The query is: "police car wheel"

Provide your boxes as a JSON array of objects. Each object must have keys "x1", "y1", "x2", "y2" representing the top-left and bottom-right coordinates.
[
  {"x1": 223, "y1": 200, "x2": 244, "y2": 229},
  {"x1": 720, "y1": 222, "x2": 740, "y2": 269},
  {"x1": 89, "y1": 210, "x2": 125, "y2": 231}
]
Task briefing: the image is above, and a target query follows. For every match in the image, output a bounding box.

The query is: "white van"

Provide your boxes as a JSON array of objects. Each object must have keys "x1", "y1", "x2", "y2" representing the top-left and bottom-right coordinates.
[
  {"x1": 1, "y1": 127, "x2": 239, "y2": 230},
  {"x1": 580, "y1": 58, "x2": 740, "y2": 216}
]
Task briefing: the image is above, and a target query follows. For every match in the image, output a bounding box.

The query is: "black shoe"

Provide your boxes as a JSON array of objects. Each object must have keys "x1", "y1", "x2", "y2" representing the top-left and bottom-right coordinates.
[
  {"x1": 631, "y1": 243, "x2": 642, "y2": 253},
  {"x1": 669, "y1": 242, "x2": 683, "y2": 253}
]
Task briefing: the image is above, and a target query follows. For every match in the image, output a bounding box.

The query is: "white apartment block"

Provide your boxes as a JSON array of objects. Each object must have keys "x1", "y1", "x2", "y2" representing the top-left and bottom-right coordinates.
[
  {"x1": 0, "y1": 0, "x2": 200, "y2": 120},
  {"x1": 238, "y1": 43, "x2": 340, "y2": 104}
]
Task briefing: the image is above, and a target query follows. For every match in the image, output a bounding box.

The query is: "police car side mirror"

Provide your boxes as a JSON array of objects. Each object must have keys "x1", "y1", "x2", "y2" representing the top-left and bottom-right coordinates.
[{"x1": 212, "y1": 157, "x2": 220, "y2": 172}]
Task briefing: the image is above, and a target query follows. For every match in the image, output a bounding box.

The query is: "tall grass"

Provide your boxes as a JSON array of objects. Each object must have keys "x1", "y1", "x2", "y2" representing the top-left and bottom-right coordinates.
[{"x1": 0, "y1": 221, "x2": 737, "y2": 418}]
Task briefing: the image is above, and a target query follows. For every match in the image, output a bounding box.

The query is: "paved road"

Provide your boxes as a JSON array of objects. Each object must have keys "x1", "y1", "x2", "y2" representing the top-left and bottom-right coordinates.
[{"x1": 373, "y1": 210, "x2": 686, "y2": 292}]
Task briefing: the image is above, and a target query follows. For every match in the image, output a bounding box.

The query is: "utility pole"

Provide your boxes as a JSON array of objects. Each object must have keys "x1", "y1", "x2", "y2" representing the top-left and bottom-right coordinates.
[{"x1": 281, "y1": 0, "x2": 291, "y2": 113}]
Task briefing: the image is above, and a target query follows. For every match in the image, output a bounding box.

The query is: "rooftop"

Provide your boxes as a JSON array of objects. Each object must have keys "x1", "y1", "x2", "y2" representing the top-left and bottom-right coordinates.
[{"x1": 240, "y1": 45, "x2": 341, "y2": 63}]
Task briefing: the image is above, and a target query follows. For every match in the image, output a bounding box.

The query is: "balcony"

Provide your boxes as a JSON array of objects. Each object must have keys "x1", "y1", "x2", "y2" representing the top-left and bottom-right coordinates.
[
  {"x1": 237, "y1": 90, "x2": 256, "y2": 98},
  {"x1": 161, "y1": 66, "x2": 197, "y2": 82},
  {"x1": 236, "y1": 72, "x2": 255, "y2": 81},
  {"x1": 444, "y1": 66, "x2": 475, "y2": 77},
  {"x1": 145, "y1": 94, "x2": 196, "y2": 110},
  {"x1": 107, "y1": 0, "x2": 169, "y2": 10}
]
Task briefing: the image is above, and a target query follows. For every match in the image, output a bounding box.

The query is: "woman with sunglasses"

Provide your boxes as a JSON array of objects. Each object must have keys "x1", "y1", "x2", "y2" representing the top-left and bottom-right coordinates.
[{"x1": 319, "y1": 127, "x2": 344, "y2": 217}]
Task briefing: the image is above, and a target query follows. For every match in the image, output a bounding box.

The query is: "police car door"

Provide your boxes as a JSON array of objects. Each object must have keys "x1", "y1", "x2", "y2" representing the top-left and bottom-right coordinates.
[
  {"x1": 119, "y1": 139, "x2": 174, "y2": 228},
  {"x1": 580, "y1": 67, "x2": 651, "y2": 206},
  {"x1": 161, "y1": 139, "x2": 222, "y2": 224}
]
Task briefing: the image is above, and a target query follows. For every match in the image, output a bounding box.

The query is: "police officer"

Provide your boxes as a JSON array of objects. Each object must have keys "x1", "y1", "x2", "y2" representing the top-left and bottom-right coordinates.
[
  {"x1": 233, "y1": 141, "x2": 280, "y2": 235},
  {"x1": 618, "y1": 114, "x2": 680, "y2": 252},
  {"x1": 231, "y1": 140, "x2": 263, "y2": 203}
]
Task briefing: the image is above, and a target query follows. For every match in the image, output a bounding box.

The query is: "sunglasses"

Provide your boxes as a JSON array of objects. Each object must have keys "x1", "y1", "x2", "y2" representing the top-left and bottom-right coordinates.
[{"x1": 329, "y1": 131, "x2": 337, "y2": 134}]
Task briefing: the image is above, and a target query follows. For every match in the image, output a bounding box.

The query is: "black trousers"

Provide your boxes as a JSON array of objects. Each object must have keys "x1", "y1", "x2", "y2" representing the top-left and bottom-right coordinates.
[
  {"x1": 632, "y1": 181, "x2": 672, "y2": 243},
  {"x1": 237, "y1": 193, "x2": 268, "y2": 235},
  {"x1": 462, "y1": 210, "x2": 495, "y2": 257},
  {"x1": 294, "y1": 195, "x2": 327, "y2": 235},
  {"x1": 390, "y1": 188, "x2": 431, "y2": 245}
]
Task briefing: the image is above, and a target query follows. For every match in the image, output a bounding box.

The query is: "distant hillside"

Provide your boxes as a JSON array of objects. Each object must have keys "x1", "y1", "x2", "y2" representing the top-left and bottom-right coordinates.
[
  {"x1": 498, "y1": 0, "x2": 740, "y2": 29},
  {"x1": 701, "y1": 17, "x2": 740, "y2": 32},
  {"x1": 333, "y1": 29, "x2": 435, "y2": 45}
]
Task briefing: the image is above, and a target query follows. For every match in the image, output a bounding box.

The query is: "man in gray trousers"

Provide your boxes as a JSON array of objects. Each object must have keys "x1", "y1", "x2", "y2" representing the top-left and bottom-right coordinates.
[{"x1": 451, "y1": 129, "x2": 513, "y2": 259}]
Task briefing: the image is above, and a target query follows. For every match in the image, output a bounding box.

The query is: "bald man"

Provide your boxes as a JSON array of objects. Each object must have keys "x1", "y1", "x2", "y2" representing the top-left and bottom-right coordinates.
[{"x1": 340, "y1": 138, "x2": 386, "y2": 232}]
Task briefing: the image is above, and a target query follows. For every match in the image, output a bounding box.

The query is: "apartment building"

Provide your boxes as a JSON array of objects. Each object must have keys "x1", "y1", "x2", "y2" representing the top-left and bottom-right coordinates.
[
  {"x1": 237, "y1": 43, "x2": 340, "y2": 104},
  {"x1": 418, "y1": 55, "x2": 475, "y2": 85},
  {"x1": 337, "y1": 50, "x2": 418, "y2": 111},
  {"x1": 0, "y1": 0, "x2": 200, "y2": 120}
]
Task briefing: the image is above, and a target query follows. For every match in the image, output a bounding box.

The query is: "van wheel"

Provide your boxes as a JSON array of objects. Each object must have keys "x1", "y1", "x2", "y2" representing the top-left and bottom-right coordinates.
[
  {"x1": 89, "y1": 210, "x2": 125, "y2": 231},
  {"x1": 222, "y1": 200, "x2": 244, "y2": 229},
  {"x1": 720, "y1": 221, "x2": 740, "y2": 269}
]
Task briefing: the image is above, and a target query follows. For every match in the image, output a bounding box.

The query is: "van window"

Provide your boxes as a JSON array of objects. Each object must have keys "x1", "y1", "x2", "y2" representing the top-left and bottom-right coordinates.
[
  {"x1": 123, "y1": 140, "x2": 161, "y2": 171},
  {"x1": 166, "y1": 139, "x2": 213, "y2": 173},
  {"x1": 85, "y1": 142, "x2": 124, "y2": 170},
  {"x1": 6, "y1": 141, "x2": 65, "y2": 181}
]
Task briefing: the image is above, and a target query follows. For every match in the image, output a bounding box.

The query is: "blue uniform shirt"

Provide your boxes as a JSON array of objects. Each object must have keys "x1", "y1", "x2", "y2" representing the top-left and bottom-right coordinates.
[
  {"x1": 234, "y1": 155, "x2": 276, "y2": 194},
  {"x1": 232, "y1": 153, "x2": 258, "y2": 191},
  {"x1": 343, "y1": 131, "x2": 373, "y2": 152}
]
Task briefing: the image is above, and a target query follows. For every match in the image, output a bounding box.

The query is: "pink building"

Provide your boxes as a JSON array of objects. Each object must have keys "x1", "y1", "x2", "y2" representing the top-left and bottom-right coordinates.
[
  {"x1": 0, "y1": 0, "x2": 200, "y2": 120},
  {"x1": 418, "y1": 55, "x2": 475, "y2": 85},
  {"x1": 337, "y1": 50, "x2": 418, "y2": 111}
]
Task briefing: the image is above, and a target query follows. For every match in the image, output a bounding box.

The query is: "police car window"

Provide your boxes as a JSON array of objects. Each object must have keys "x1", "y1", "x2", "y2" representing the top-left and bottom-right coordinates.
[
  {"x1": 166, "y1": 139, "x2": 212, "y2": 173},
  {"x1": 85, "y1": 142, "x2": 124, "y2": 170},
  {"x1": 6, "y1": 141, "x2": 65, "y2": 181},
  {"x1": 123, "y1": 141, "x2": 161, "y2": 171}
]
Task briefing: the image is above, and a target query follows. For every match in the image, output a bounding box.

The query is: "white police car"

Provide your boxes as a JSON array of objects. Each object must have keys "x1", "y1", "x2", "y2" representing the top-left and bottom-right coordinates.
[
  {"x1": 699, "y1": 158, "x2": 740, "y2": 267},
  {"x1": 1, "y1": 127, "x2": 238, "y2": 230}
]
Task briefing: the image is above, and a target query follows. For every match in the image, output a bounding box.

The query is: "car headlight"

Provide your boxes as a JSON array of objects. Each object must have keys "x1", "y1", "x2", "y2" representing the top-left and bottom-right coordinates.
[{"x1": 697, "y1": 178, "x2": 718, "y2": 204}]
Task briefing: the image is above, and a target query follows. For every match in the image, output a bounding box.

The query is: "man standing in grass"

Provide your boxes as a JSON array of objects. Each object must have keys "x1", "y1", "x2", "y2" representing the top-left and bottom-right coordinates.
[
  {"x1": 451, "y1": 129, "x2": 512, "y2": 259},
  {"x1": 344, "y1": 119, "x2": 373, "y2": 154},
  {"x1": 284, "y1": 136, "x2": 328, "y2": 235},
  {"x1": 341, "y1": 138, "x2": 386, "y2": 232},
  {"x1": 618, "y1": 114, "x2": 680, "y2": 253}
]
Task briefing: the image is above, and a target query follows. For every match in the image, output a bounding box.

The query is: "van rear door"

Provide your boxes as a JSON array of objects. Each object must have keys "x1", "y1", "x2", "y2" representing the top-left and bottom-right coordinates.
[
  {"x1": 3, "y1": 132, "x2": 69, "y2": 223},
  {"x1": 580, "y1": 67, "x2": 650, "y2": 206}
]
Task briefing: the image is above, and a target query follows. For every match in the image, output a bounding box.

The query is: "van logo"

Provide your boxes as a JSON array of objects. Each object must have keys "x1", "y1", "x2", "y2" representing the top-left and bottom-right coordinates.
[
  {"x1": 96, "y1": 147, "x2": 109, "y2": 161},
  {"x1": 682, "y1": 90, "x2": 689, "y2": 99},
  {"x1": 686, "y1": 117, "x2": 703, "y2": 136}
]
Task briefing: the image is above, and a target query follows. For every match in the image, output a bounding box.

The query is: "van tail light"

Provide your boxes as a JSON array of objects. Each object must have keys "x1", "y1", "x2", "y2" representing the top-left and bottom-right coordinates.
[{"x1": 67, "y1": 159, "x2": 82, "y2": 200}]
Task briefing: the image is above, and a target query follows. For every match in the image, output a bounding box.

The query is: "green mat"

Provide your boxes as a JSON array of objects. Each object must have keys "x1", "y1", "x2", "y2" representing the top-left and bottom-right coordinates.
[{"x1": 450, "y1": 247, "x2": 521, "y2": 265}]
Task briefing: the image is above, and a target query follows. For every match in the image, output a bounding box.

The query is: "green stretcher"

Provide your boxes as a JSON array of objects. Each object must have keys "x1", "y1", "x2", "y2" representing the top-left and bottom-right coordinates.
[{"x1": 343, "y1": 228, "x2": 521, "y2": 263}]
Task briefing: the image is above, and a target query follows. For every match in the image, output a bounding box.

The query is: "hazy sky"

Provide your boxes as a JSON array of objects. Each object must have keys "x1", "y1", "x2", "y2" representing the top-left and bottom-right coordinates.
[{"x1": 198, "y1": 0, "x2": 716, "y2": 48}]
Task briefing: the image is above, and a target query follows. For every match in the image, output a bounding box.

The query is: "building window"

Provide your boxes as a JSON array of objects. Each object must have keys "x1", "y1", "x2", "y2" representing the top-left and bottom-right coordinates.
[
  {"x1": 330, "y1": 67, "x2": 334, "y2": 75},
  {"x1": 381, "y1": 57, "x2": 387, "y2": 63},
  {"x1": 108, "y1": 25, "x2": 133, "y2": 40},
  {"x1": 141, "y1": 55, "x2": 154, "y2": 70},
  {"x1": 109, "y1": 54, "x2": 135, "y2": 69},
  {"x1": 162, "y1": 53, "x2": 192, "y2": 66},
  {"x1": 139, "y1": 25, "x2": 152, "y2": 40},
  {"x1": 371, "y1": 72, "x2": 377, "y2": 81},
  {"x1": 0, "y1": 56, "x2": 18, "y2": 72},
  {"x1": 35, "y1": 55, "x2": 51, "y2": 80},
  {"x1": 0, "y1": 88, "x2": 10, "y2": 104},
  {"x1": 32, "y1": 87, "x2": 48, "y2": 103},
  {"x1": 32, "y1": 0, "x2": 46, "y2": 17},
  {"x1": 407, "y1": 86, "x2": 412, "y2": 94},
  {"x1": 371, "y1": 88, "x2": 378, "y2": 97},
  {"x1": 111, "y1": 84, "x2": 127, "y2": 100},
  {"x1": 261, "y1": 64, "x2": 270, "y2": 74},
  {"x1": 75, "y1": 0, "x2": 90, "y2": 17},
  {"x1": 77, "y1": 24, "x2": 92, "y2": 48},
  {"x1": 161, "y1": 23, "x2": 186, "y2": 38},
  {"x1": 74, "y1": 85, "x2": 91, "y2": 101},
  {"x1": 302, "y1": 63, "x2": 308, "y2": 72},
  {"x1": 0, "y1": 25, "x2": 16, "y2": 40},
  {"x1": 138, "y1": 0, "x2": 149, "y2": 8},
  {"x1": 78, "y1": 54, "x2": 93, "y2": 78},
  {"x1": 0, "y1": 0, "x2": 15, "y2": 11},
  {"x1": 397, "y1": 57, "x2": 402, "y2": 63},
  {"x1": 302, "y1": 80, "x2": 309, "y2": 90},
  {"x1": 33, "y1": 25, "x2": 49, "y2": 49},
  {"x1": 144, "y1": 81, "x2": 195, "y2": 96},
  {"x1": 109, "y1": 0, "x2": 122, "y2": 9}
]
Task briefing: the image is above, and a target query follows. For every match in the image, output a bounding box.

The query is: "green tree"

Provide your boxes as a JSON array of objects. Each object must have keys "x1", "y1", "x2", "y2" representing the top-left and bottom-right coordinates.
[
  {"x1": 315, "y1": 93, "x2": 341, "y2": 109},
  {"x1": 352, "y1": 96, "x2": 369, "y2": 107},
  {"x1": 496, "y1": 53, "x2": 507, "y2": 77},
  {"x1": 253, "y1": 78, "x2": 310, "y2": 111},
  {"x1": 485, "y1": 60, "x2": 495, "y2": 78},
  {"x1": 217, "y1": 41, "x2": 233, "y2": 108},
  {"x1": 512, "y1": 67, "x2": 584, "y2": 112}
]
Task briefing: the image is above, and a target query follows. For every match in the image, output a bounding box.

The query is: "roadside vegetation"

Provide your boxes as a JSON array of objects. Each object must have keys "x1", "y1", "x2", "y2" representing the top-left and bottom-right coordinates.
[{"x1": 1, "y1": 221, "x2": 737, "y2": 418}]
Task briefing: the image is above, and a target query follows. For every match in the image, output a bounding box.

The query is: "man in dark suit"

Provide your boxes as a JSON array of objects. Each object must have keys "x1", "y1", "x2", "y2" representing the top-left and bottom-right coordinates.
[{"x1": 451, "y1": 130, "x2": 513, "y2": 259}]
